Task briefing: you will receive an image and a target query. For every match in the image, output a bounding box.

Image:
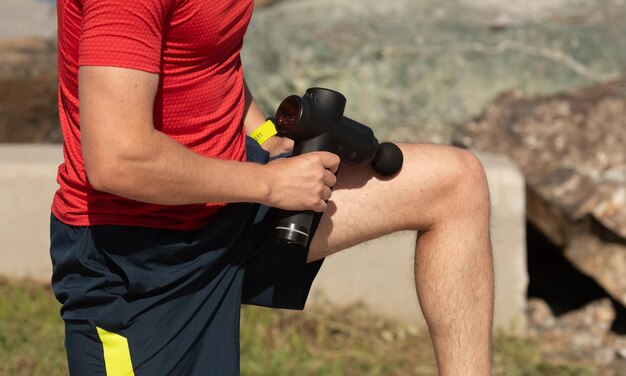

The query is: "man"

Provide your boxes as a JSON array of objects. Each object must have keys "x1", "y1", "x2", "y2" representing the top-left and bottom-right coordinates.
[{"x1": 50, "y1": 0, "x2": 494, "y2": 375}]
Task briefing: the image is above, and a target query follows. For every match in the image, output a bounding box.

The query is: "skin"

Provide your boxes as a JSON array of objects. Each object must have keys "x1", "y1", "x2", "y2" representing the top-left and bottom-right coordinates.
[{"x1": 80, "y1": 65, "x2": 494, "y2": 375}]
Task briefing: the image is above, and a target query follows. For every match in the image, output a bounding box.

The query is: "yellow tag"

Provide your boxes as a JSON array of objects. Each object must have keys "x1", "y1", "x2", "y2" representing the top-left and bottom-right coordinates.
[{"x1": 250, "y1": 119, "x2": 278, "y2": 145}]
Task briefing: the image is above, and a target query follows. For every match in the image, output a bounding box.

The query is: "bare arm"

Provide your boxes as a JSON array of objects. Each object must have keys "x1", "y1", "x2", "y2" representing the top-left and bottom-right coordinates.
[{"x1": 80, "y1": 66, "x2": 339, "y2": 210}]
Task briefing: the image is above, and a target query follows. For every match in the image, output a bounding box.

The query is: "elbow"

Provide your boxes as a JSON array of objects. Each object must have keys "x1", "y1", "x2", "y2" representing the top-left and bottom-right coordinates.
[
  {"x1": 82, "y1": 128, "x2": 154, "y2": 195},
  {"x1": 83, "y1": 139, "x2": 142, "y2": 194},
  {"x1": 84, "y1": 154, "x2": 125, "y2": 193}
]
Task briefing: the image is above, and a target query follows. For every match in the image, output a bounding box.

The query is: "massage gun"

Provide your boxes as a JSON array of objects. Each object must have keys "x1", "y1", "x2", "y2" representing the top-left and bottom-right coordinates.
[{"x1": 273, "y1": 87, "x2": 403, "y2": 246}]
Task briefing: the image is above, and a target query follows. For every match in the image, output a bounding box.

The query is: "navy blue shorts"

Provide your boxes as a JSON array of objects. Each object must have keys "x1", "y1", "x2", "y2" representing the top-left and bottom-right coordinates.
[{"x1": 50, "y1": 138, "x2": 324, "y2": 375}]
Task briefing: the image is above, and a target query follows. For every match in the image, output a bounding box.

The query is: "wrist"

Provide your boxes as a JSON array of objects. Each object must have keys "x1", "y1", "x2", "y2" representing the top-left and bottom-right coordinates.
[
  {"x1": 251, "y1": 162, "x2": 275, "y2": 206},
  {"x1": 250, "y1": 118, "x2": 278, "y2": 146}
]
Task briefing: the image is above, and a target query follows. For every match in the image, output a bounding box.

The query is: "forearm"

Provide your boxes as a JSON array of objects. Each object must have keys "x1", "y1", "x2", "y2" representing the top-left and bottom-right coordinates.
[
  {"x1": 88, "y1": 127, "x2": 270, "y2": 206},
  {"x1": 89, "y1": 123, "x2": 339, "y2": 213}
]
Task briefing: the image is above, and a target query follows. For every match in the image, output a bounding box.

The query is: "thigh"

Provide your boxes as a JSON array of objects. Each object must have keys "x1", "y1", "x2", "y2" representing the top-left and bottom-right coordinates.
[{"x1": 308, "y1": 142, "x2": 478, "y2": 261}]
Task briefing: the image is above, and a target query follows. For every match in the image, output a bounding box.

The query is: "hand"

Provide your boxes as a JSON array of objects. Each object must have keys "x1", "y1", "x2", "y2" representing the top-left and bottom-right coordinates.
[
  {"x1": 260, "y1": 151, "x2": 340, "y2": 212},
  {"x1": 261, "y1": 136, "x2": 294, "y2": 157}
]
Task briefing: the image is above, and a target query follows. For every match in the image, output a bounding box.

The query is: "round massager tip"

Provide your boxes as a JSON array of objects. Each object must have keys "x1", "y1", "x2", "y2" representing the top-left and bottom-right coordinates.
[{"x1": 372, "y1": 142, "x2": 403, "y2": 176}]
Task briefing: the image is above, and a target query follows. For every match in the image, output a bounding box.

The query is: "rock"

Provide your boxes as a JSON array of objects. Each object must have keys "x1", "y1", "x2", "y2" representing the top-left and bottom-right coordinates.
[
  {"x1": 254, "y1": 0, "x2": 291, "y2": 7},
  {"x1": 527, "y1": 298, "x2": 557, "y2": 334},
  {"x1": 0, "y1": 38, "x2": 59, "y2": 143},
  {"x1": 617, "y1": 346, "x2": 626, "y2": 359},
  {"x1": 454, "y1": 79, "x2": 626, "y2": 305},
  {"x1": 595, "y1": 347, "x2": 616, "y2": 367},
  {"x1": 461, "y1": 0, "x2": 603, "y2": 26},
  {"x1": 455, "y1": 80, "x2": 626, "y2": 241},
  {"x1": 243, "y1": 0, "x2": 626, "y2": 144},
  {"x1": 566, "y1": 235, "x2": 626, "y2": 306},
  {"x1": 527, "y1": 298, "x2": 621, "y2": 366}
]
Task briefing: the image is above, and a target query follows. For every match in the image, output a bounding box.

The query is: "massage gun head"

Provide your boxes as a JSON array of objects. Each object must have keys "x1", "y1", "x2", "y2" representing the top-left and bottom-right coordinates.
[
  {"x1": 274, "y1": 88, "x2": 403, "y2": 176},
  {"x1": 275, "y1": 88, "x2": 346, "y2": 139},
  {"x1": 372, "y1": 142, "x2": 403, "y2": 176}
]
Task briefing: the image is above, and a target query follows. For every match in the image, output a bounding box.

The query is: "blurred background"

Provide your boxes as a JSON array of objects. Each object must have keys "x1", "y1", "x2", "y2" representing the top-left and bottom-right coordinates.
[{"x1": 1, "y1": 0, "x2": 625, "y2": 374}]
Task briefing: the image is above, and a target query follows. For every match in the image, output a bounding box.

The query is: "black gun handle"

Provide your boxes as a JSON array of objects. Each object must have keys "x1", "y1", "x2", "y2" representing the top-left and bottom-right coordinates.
[{"x1": 275, "y1": 210, "x2": 315, "y2": 246}]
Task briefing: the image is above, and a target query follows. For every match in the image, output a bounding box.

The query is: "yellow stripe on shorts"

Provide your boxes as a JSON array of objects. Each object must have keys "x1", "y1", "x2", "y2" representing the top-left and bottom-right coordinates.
[{"x1": 96, "y1": 327, "x2": 136, "y2": 376}]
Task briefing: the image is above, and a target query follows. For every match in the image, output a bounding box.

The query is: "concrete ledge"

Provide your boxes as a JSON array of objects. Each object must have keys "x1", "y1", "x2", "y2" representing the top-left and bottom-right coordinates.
[
  {"x1": 0, "y1": 145, "x2": 527, "y2": 334},
  {"x1": 0, "y1": 144, "x2": 62, "y2": 281}
]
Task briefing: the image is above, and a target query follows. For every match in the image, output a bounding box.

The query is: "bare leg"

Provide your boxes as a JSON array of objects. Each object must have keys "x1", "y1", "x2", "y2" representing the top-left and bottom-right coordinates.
[{"x1": 308, "y1": 143, "x2": 494, "y2": 375}]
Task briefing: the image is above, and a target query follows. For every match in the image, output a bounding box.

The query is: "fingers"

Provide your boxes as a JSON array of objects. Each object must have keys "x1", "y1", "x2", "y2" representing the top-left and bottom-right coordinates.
[
  {"x1": 307, "y1": 151, "x2": 339, "y2": 187},
  {"x1": 313, "y1": 200, "x2": 328, "y2": 213},
  {"x1": 324, "y1": 169, "x2": 337, "y2": 188},
  {"x1": 307, "y1": 152, "x2": 338, "y2": 202},
  {"x1": 261, "y1": 151, "x2": 340, "y2": 212},
  {"x1": 313, "y1": 188, "x2": 332, "y2": 212},
  {"x1": 311, "y1": 151, "x2": 340, "y2": 174},
  {"x1": 308, "y1": 181, "x2": 333, "y2": 213},
  {"x1": 321, "y1": 185, "x2": 332, "y2": 201},
  {"x1": 312, "y1": 179, "x2": 333, "y2": 213}
]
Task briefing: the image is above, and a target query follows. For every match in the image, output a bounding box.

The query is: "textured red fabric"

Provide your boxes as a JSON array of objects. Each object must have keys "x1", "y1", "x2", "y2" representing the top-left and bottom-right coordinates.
[{"x1": 52, "y1": 0, "x2": 253, "y2": 230}]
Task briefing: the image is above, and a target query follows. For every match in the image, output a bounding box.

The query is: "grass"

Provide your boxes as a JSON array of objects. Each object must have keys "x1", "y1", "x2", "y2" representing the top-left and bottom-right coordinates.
[
  {"x1": 0, "y1": 280, "x2": 66, "y2": 376},
  {"x1": 0, "y1": 279, "x2": 593, "y2": 376}
]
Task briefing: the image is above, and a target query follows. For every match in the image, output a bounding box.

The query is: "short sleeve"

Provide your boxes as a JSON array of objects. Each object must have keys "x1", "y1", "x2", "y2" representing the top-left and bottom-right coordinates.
[{"x1": 79, "y1": 0, "x2": 172, "y2": 73}]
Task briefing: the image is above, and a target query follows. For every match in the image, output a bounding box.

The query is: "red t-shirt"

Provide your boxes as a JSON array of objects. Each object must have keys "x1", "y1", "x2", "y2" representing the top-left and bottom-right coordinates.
[{"x1": 52, "y1": 0, "x2": 253, "y2": 230}]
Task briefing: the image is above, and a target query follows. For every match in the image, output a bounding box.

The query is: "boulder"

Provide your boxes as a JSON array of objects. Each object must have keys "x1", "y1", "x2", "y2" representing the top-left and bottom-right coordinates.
[
  {"x1": 454, "y1": 79, "x2": 626, "y2": 305},
  {"x1": 254, "y1": 0, "x2": 289, "y2": 7},
  {"x1": 243, "y1": 0, "x2": 626, "y2": 144}
]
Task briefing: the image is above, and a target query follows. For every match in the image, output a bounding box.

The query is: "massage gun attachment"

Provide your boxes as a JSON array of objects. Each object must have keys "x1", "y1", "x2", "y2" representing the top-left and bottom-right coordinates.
[{"x1": 273, "y1": 87, "x2": 404, "y2": 246}]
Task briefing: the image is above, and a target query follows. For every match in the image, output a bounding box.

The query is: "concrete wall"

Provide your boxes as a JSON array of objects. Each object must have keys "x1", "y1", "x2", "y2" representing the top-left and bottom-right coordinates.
[
  {"x1": 0, "y1": 144, "x2": 62, "y2": 281},
  {"x1": 0, "y1": 144, "x2": 527, "y2": 334}
]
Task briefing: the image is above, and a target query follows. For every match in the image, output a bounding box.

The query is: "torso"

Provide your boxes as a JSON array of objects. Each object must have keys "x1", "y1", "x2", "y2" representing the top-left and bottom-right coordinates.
[{"x1": 52, "y1": 0, "x2": 254, "y2": 230}]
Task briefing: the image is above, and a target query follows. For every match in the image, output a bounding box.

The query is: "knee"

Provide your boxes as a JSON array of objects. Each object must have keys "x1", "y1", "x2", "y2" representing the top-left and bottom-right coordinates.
[{"x1": 442, "y1": 147, "x2": 491, "y2": 213}]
